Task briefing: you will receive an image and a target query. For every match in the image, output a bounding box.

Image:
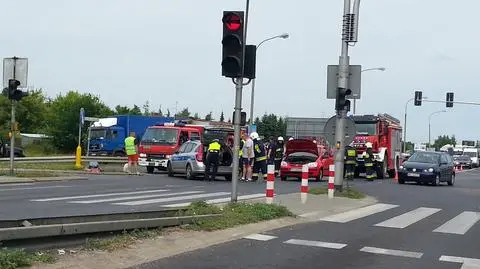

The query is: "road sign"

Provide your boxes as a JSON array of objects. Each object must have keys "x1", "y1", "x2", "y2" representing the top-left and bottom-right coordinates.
[
  {"x1": 85, "y1": 117, "x2": 100, "y2": 122},
  {"x1": 3, "y1": 57, "x2": 28, "y2": 89},
  {"x1": 80, "y1": 108, "x2": 85, "y2": 125},
  {"x1": 323, "y1": 115, "x2": 356, "y2": 146},
  {"x1": 326, "y1": 65, "x2": 362, "y2": 99}
]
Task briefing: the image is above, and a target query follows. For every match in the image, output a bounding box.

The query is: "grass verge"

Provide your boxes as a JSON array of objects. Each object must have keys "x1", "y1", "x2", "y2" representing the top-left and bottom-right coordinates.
[
  {"x1": 308, "y1": 186, "x2": 366, "y2": 199},
  {"x1": 0, "y1": 171, "x2": 60, "y2": 178},
  {"x1": 0, "y1": 162, "x2": 82, "y2": 171},
  {"x1": 0, "y1": 248, "x2": 55, "y2": 269}
]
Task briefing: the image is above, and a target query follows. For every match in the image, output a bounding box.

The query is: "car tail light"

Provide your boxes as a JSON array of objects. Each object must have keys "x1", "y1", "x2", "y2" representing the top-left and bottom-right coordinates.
[{"x1": 196, "y1": 145, "x2": 204, "y2": 162}]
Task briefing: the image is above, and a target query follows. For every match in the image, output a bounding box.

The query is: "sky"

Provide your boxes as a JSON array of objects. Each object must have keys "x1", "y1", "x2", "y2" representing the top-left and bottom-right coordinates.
[{"x1": 1, "y1": 0, "x2": 479, "y2": 144}]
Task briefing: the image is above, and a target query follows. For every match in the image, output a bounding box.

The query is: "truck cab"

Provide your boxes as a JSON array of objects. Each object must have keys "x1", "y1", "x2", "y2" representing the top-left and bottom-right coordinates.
[
  {"x1": 89, "y1": 125, "x2": 126, "y2": 156},
  {"x1": 138, "y1": 123, "x2": 203, "y2": 174}
]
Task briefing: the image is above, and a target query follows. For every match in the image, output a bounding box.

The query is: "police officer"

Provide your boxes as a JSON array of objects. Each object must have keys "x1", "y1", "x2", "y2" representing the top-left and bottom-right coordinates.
[
  {"x1": 274, "y1": 136, "x2": 285, "y2": 175},
  {"x1": 363, "y1": 142, "x2": 376, "y2": 180},
  {"x1": 250, "y1": 132, "x2": 267, "y2": 181},
  {"x1": 344, "y1": 145, "x2": 357, "y2": 180},
  {"x1": 205, "y1": 138, "x2": 221, "y2": 181}
]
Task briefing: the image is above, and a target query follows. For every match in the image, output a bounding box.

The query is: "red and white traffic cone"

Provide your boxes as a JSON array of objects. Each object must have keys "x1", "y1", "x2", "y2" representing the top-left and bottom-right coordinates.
[
  {"x1": 266, "y1": 164, "x2": 275, "y2": 204},
  {"x1": 328, "y1": 164, "x2": 335, "y2": 198},
  {"x1": 301, "y1": 165, "x2": 309, "y2": 204}
]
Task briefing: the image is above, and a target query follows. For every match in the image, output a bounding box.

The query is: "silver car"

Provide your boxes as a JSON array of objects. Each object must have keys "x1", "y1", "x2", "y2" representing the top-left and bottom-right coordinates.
[{"x1": 166, "y1": 140, "x2": 234, "y2": 180}]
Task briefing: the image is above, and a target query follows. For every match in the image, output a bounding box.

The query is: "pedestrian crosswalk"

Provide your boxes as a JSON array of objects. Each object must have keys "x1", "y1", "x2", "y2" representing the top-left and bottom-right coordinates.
[
  {"x1": 29, "y1": 189, "x2": 265, "y2": 207},
  {"x1": 318, "y1": 203, "x2": 480, "y2": 235}
]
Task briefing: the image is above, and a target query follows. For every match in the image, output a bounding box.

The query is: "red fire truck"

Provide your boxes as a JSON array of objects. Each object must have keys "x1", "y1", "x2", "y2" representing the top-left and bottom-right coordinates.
[{"x1": 349, "y1": 114, "x2": 402, "y2": 179}]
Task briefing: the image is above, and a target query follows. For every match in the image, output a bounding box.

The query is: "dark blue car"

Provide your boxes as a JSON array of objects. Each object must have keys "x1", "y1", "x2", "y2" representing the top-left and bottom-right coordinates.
[{"x1": 398, "y1": 151, "x2": 455, "y2": 186}]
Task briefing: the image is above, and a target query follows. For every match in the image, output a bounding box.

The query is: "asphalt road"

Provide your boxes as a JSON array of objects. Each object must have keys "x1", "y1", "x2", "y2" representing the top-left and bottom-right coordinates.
[
  {"x1": 131, "y1": 169, "x2": 480, "y2": 269},
  {"x1": 0, "y1": 172, "x2": 326, "y2": 220}
]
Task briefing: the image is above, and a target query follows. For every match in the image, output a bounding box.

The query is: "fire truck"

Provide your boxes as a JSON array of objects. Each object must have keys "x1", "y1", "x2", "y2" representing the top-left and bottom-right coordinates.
[{"x1": 349, "y1": 113, "x2": 402, "y2": 179}]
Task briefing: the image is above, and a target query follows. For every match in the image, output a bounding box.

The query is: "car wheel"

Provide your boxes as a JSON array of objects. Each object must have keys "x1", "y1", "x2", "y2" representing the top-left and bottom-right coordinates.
[
  {"x1": 167, "y1": 162, "x2": 174, "y2": 177},
  {"x1": 448, "y1": 174, "x2": 455, "y2": 186},
  {"x1": 185, "y1": 165, "x2": 194, "y2": 180},
  {"x1": 398, "y1": 178, "x2": 405, "y2": 184},
  {"x1": 146, "y1": 166, "x2": 155, "y2": 174},
  {"x1": 433, "y1": 174, "x2": 440, "y2": 186}
]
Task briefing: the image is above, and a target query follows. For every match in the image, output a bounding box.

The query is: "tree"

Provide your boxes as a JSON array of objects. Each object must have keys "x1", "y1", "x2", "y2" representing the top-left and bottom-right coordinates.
[
  {"x1": 193, "y1": 113, "x2": 200, "y2": 120},
  {"x1": 142, "y1": 101, "x2": 150, "y2": 115},
  {"x1": 166, "y1": 109, "x2": 171, "y2": 117},
  {"x1": 433, "y1": 135, "x2": 456, "y2": 150},
  {"x1": 205, "y1": 112, "x2": 213, "y2": 121},
  {"x1": 254, "y1": 113, "x2": 287, "y2": 139},
  {"x1": 220, "y1": 111, "x2": 225, "y2": 122},
  {"x1": 114, "y1": 105, "x2": 142, "y2": 115},
  {"x1": 47, "y1": 91, "x2": 113, "y2": 151},
  {"x1": 175, "y1": 108, "x2": 191, "y2": 118}
]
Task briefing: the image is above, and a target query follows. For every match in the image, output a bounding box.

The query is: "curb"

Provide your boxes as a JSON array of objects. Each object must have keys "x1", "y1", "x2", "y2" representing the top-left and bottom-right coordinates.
[{"x1": 0, "y1": 176, "x2": 88, "y2": 185}]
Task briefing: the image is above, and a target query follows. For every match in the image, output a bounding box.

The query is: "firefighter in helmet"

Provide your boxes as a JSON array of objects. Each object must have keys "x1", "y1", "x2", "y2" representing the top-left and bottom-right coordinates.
[
  {"x1": 363, "y1": 142, "x2": 376, "y2": 180},
  {"x1": 344, "y1": 144, "x2": 356, "y2": 180},
  {"x1": 250, "y1": 132, "x2": 267, "y2": 181},
  {"x1": 273, "y1": 136, "x2": 285, "y2": 176}
]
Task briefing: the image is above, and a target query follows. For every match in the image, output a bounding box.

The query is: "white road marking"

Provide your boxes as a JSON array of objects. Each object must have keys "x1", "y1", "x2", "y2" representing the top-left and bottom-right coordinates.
[
  {"x1": 319, "y1": 203, "x2": 399, "y2": 223},
  {"x1": 440, "y1": 255, "x2": 480, "y2": 268},
  {"x1": 0, "y1": 185, "x2": 72, "y2": 192},
  {"x1": 360, "y1": 246, "x2": 423, "y2": 258},
  {"x1": 68, "y1": 191, "x2": 204, "y2": 204},
  {"x1": 374, "y1": 207, "x2": 441, "y2": 228},
  {"x1": 284, "y1": 239, "x2": 347, "y2": 249},
  {"x1": 162, "y1": 193, "x2": 265, "y2": 207},
  {"x1": 30, "y1": 189, "x2": 169, "y2": 202},
  {"x1": 433, "y1": 211, "x2": 480, "y2": 235},
  {"x1": 243, "y1": 234, "x2": 277, "y2": 241},
  {"x1": 113, "y1": 192, "x2": 231, "y2": 206}
]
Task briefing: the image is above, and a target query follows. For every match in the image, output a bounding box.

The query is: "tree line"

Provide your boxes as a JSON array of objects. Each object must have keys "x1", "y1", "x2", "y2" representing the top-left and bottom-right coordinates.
[{"x1": 0, "y1": 89, "x2": 287, "y2": 153}]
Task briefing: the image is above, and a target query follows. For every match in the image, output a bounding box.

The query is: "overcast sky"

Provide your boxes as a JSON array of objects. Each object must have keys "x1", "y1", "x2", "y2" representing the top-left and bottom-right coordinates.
[{"x1": 1, "y1": 0, "x2": 479, "y2": 144}]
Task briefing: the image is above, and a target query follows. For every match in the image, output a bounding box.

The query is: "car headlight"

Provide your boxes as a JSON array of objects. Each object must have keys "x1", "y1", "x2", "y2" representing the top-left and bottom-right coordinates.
[
  {"x1": 139, "y1": 153, "x2": 147, "y2": 158},
  {"x1": 428, "y1": 168, "x2": 434, "y2": 173},
  {"x1": 281, "y1": 161, "x2": 288, "y2": 167},
  {"x1": 455, "y1": 161, "x2": 459, "y2": 165},
  {"x1": 399, "y1": 165, "x2": 404, "y2": 170},
  {"x1": 307, "y1": 162, "x2": 317, "y2": 168},
  {"x1": 165, "y1": 155, "x2": 172, "y2": 159}
]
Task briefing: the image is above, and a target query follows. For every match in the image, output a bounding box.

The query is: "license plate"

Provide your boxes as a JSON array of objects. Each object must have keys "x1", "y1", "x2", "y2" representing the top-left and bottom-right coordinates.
[
  {"x1": 407, "y1": 173, "x2": 420, "y2": 177},
  {"x1": 149, "y1": 162, "x2": 156, "y2": 166},
  {"x1": 290, "y1": 168, "x2": 302, "y2": 172}
]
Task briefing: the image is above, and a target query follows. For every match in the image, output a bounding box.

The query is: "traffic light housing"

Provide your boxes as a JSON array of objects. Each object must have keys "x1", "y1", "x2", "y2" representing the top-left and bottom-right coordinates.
[
  {"x1": 414, "y1": 91, "x2": 422, "y2": 106},
  {"x1": 232, "y1": 111, "x2": 247, "y2": 126},
  {"x1": 6, "y1": 79, "x2": 28, "y2": 101},
  {"x1": 222, "y1": 11, "x2": 245, "y2": 78},
  {"x1": 335, "y1": 88, "x2": 352, "y2": 111},
  {"x1": 243, "y1": 45, "x2": 256, "y2": 79},
  {"x1": 446, "y1": 92, "x2": 454, "y2": 108}
]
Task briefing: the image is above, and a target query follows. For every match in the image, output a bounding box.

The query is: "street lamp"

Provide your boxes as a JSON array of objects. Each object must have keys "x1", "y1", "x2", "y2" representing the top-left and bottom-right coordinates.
[
  {"x1": 403, "y1": 96, "x2": 429, "y2": 152},
  {"x1": 428, "y1": 110, "x2": 447, "y2": 146},
  {"x1": 249, "y1": 33, "x2": 289, "y2": 124},
  {"x1": 353, "y1": 67, "x2": 386, "y2": 114}
]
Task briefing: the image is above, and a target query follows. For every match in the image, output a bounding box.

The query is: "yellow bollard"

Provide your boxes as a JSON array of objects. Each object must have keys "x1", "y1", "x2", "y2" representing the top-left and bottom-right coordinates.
[{"x1": 75, "y1": 145, "x2": 82, "y2": 169}]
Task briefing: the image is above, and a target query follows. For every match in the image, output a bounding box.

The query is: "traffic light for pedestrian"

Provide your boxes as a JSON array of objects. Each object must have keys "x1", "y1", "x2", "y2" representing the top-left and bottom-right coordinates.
[
  {"x1": 221, "y1": 11, "x2": 245, "y2": 78},
  {"x1": 414, "y1": 91, "x2": 422, "y2": 106},
  {"x1": 335, "y1": 88, "x2": 352, "y2": 111},
  {"x1": 446, "y1": 92, "x2": 454, "y2": 108}
]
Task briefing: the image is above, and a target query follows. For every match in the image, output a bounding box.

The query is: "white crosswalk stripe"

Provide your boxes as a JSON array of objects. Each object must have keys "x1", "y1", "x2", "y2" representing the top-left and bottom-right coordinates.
[
  {"x1": 162, "y1": 193, "x2": 266, "y2": 208},
  {"x1": 374, "y1": 207, "x2": 442, "y2": 229},
  {"x1": 30, "y1": 189, "x2": 169, "y2": 202},
  {"x1": 433, "y1": 211, "x2": 480, "y2": 235},
  {"x1": 112, "y1": 192, "x2": 231, "y2": 206},
  {"x1": 319, "y1": 203, "x2": 399, "y2": 223},
  {"x1": 68, "y1": 191, "x2": 204, "y2": 204}
]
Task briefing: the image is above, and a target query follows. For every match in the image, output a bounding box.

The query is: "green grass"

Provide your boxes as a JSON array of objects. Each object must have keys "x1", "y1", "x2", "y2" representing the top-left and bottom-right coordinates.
[
  {"x1": 0, "y1": 248, "x2": 55, "y2": 269},
  {"x1": 308, "y1": 186, "x2": 366, "y2": 199},
  {"x1": 179, "y1": 201, "x2": 293, "y2": 231},
  {"x1": 0, "y1": 162, "x2": 84, "y2": 171},
  {"x1": 22, "y1": 142, "x2": 63, "y2": 157},
  {"x1": 84, "y1": 228, "x2": 162, "y2": 252}
]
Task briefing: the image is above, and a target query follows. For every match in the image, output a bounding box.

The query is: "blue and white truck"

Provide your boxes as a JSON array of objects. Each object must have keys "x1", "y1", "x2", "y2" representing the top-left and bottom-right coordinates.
[{"x1": 88, "y1": 115, "x2": 174, "y2": 156}]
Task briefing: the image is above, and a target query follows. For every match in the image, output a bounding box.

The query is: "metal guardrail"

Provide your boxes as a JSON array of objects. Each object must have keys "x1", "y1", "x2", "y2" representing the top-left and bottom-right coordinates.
[{"x1": 0, "y1": 156, "x2": 128, "y2": 163}]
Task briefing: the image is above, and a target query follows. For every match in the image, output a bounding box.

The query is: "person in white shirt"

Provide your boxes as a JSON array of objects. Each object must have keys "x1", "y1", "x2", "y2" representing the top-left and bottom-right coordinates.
[{"x1": 241, "y1": 133, "x2": 254, "y2": 181}]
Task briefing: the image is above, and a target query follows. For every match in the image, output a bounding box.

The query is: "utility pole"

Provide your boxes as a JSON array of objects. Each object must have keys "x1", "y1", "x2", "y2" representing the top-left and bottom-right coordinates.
[{"x1": 334, "y1": 0, "x2": 361, "y2": 191}]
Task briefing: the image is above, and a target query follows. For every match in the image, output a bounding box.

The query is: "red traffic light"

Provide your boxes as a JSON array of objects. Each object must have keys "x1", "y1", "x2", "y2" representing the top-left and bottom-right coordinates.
[{"x1": 223, "y1": 12, "x2": 242, "y2": 31}]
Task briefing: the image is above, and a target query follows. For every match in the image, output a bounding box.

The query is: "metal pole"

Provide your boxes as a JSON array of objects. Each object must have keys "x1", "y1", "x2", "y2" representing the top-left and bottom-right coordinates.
[
  {"x1": 333, "y1": 0, "x2": 352, "y2": 192},
  {"x1": 403, "y1": 98, "x2": 413, "y2": 153},
  {"x1": 87, "y1": 126, "x2": 91, "y2": 156},
  {"x1": 249, "y1": 78, "x2": 255, "y2": 123},
  {"x1": 428, "y1": 121, "x2": 431, "y2": 146},
  {"x1": 9, "y1": 101, "x2": 15, "y2": 176},
  {"x1": 353, "y1": 99, "x2": 356, "y2": 114}
]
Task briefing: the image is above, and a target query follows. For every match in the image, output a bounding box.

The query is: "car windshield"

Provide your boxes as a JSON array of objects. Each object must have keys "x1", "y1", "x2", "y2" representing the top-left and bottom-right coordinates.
[
  {"x1": 454, "y1": 155, "x2": 471, "y2": 161},
  {"x1": 141, "y1": 128, "x2": 179, "y2": 145},
  {"x1": 355, "y1": 123, "x2": 377, "y2": 135},
  {"x1": 408, "y1": 152, "x2": 440, "y2": 164},
  {"x1": 463, "y1": 151, "x2": 477, "y2": 158},
  {"x1": 90, "y1": 128, "x2": 106, "y2": 139}
]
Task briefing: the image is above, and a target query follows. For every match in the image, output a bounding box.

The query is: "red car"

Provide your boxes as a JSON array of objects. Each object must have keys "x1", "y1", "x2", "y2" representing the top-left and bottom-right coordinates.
[{"x1": 279, "y1": 139, "x2": 333, "y2": 181}]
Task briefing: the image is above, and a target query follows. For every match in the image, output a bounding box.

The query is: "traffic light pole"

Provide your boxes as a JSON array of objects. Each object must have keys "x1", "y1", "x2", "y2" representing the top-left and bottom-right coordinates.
[
  {"x1": 231, "y1": 78, "x2": 243, "y2": 202},
  {"x1": 9, "y1": 100, "x2": 15, "y2": 176}
]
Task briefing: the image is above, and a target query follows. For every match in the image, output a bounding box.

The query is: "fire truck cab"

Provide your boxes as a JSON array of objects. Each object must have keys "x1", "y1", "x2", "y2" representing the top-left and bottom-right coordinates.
[{"x1": 349, "y1": 114, "x2": 402, "y2": 179}]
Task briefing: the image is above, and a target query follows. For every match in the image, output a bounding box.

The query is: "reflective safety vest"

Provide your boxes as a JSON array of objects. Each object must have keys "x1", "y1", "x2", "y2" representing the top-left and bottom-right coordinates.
[
  {"x1": 125, "y1": 136, "x2": 136, "y2": 156},
  {"x1": 208, "y1": 141, "x2": 221, "y2": 152},
  {"x1": 253, "y1": 140, "x2": 267, "y2": 162},
  {"x1": 345, "y1": 148, "x2": 357, "y2": 164},
  {"x1": 239, "y1": 139, "x2": 245, "y2": 157}
]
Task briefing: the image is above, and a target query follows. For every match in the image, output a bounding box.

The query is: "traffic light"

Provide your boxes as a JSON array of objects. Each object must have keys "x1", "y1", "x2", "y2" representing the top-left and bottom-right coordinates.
[
  {"x1": 7, "y1": 79, "x2": 28, "y2": 101},
  {"x1": 414, "y1": 91, "x2": 422, "y2": 106},
  {"x1": 446, "y1": 92, "x2": 454, "y2": 108},
  {"x1": 243, "y1": 45, "x2": 256, "y2": 79},
  {"x1": 335, "y1": 88, "x2": 352, "y2": 111},
  {"x1": 232, "y1": 111, "x2": 247, "y2": 126},
  {"x1": 222, "y1": 11, "x2": 245, "y2": 78}
]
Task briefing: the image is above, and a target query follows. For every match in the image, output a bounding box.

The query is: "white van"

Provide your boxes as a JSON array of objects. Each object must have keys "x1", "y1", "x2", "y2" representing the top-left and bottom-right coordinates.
[{"x1": 463, "y1": 148, "x2": 479, "y2": 167}]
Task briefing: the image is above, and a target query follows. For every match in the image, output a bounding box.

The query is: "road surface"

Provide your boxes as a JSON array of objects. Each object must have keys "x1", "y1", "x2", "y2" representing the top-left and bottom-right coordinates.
[{"x1": 132, "y1": 169, "x2": 480, "y2": 269}]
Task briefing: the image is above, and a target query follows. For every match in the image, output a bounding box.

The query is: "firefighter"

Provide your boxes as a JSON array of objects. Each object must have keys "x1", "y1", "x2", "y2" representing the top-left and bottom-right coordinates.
[
  {"x1": 274, "y1": 136, "x2": 285, "y2": 175},
  {"x1": 364, "y1": 142, "x2": 377, "y2": 180},
  {"x1": 344, "y1": 145, "x2": 356, "y2": 180},
  {"x1": 250, "y1": 132, "x2": 267, "y2": 181},
  {"x1": 205, "y1": 139, "x2": 221, "y2": 181}
]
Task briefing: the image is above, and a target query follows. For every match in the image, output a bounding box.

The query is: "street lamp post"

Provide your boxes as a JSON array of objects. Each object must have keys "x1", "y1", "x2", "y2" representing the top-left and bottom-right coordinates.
[
  {"x1": 428, "y1": 110, "x2": 446, "y2": 146},
  {"x1": 403, "y1": 96, "x2": 428, "y2": 152},
  {"x1": 353, "y1": 67, "x2": 386, "y2": 114},
  {"x1": 249, "y1": 33, "x2": 289, "y2": 124}
]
